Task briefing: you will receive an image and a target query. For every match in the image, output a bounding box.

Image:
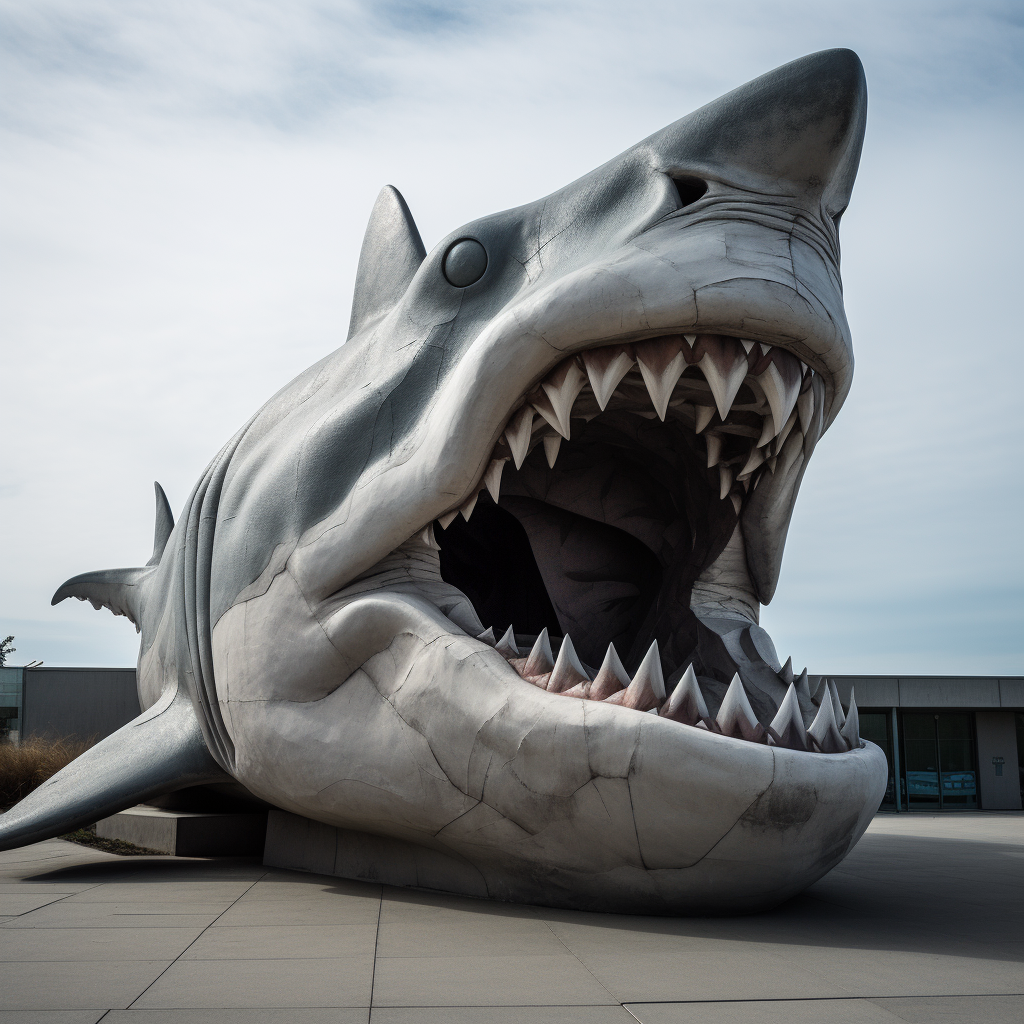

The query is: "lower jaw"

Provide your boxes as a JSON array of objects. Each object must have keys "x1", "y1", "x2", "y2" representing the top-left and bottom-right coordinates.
[{"x1": 245, "y1": 585, "x2": 887, "y2": 914}]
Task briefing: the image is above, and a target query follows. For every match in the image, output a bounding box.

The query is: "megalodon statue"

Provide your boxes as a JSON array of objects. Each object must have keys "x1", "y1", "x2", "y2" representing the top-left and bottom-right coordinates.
[{"x1": 1, "y1": 48, "x2": 887, "y2": 913}]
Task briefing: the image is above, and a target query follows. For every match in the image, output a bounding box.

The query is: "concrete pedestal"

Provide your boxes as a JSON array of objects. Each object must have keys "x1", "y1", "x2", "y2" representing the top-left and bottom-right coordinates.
[
  {"x1": 262, "y1": 809, "x2": 489, "y2": 896},
  {"x1": 96, "y1": 805, "x2": 267, "y2": 857}
]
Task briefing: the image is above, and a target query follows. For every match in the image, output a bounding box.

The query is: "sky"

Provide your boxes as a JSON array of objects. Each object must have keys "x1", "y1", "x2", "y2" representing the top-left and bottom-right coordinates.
[{"x1": 1, "y1": 0, "x2": 1021, "y2": 675}]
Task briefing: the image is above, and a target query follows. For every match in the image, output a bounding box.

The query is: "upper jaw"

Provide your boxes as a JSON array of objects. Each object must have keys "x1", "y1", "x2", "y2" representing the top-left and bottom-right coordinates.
[{"x1": 292, "y1": 207, "x2": 849, "y2": 611}]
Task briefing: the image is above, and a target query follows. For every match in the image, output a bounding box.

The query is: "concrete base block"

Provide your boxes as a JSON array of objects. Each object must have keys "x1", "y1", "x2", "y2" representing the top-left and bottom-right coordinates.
[
  {"x1": 263, "y1": 810, "x2": 489, "y2": 896},
  {"x1": 96, "y1": 805, "x2": 267, "y2": 857}
]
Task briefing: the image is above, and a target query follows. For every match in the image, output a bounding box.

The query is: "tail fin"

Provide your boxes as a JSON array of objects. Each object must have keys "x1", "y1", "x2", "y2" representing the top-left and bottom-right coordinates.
[
  {"x1": 51, "y1": 482, "x2": 175, "y2": 630},
  {"x1": 0, "y1": 690, "x2": 225, "y2": 852}
]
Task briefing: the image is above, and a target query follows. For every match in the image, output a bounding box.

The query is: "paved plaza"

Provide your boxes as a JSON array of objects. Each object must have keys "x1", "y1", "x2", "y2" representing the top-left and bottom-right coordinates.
[{"x1": 0, "y1": 813, "x2": 1021, "y2": 1023}]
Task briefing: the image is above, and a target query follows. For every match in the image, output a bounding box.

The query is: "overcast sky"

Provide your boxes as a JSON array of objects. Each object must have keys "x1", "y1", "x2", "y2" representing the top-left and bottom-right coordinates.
[{"x1": 1, "y1": 0, "x2": 1021, "y2": 675}]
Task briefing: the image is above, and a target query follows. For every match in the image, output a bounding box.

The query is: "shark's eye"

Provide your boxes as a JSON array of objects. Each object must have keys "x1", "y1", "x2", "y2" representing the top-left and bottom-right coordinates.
[
  {"x1": 672, "y1": 176, "x2": 708, "y2": 209},
  {"x1": 443, "y1": 238, "x2": 488, "y2": 287}
]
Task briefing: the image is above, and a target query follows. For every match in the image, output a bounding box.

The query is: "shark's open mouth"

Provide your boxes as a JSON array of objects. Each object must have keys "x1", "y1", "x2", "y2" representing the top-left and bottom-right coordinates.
[{"x1": 435, "y1": 333, "x2": 856, "y2": 755}]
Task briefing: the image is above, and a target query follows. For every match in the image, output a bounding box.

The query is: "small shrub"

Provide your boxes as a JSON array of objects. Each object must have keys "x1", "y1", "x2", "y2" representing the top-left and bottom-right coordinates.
[{"x1": 0, "y1": 736, "x2": 94, "y2": 809}]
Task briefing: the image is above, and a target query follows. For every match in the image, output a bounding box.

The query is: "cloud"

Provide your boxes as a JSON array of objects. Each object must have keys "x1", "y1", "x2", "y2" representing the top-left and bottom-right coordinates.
[{"x1": 1, "y1": 0, "x2": 1021, "y2": 671}]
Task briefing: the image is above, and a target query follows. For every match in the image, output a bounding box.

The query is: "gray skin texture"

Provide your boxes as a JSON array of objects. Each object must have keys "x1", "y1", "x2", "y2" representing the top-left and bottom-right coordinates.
[{"x1": 0, "y1": 48, "x2": 887, "y2": 914}]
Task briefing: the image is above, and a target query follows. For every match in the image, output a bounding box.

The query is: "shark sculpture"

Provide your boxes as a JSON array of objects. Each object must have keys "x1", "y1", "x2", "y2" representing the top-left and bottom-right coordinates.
[{"x1": 1, "y1": 48, "x2": 886, "y2": 913}]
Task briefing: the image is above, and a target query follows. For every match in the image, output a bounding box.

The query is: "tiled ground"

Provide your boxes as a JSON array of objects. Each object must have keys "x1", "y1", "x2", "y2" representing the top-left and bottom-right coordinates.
[{"x1": 0, "y1": 813, "x2": 1021, "y2": 1023}]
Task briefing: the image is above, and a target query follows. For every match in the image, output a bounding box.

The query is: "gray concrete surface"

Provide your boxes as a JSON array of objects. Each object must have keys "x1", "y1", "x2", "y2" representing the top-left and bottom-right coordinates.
[
  {"x1": 0, "y1": 813, "x2": 1021, "y2": 1023},
  {"x1": 96, "y1": 807, "x2": 267, "y2": 857}
]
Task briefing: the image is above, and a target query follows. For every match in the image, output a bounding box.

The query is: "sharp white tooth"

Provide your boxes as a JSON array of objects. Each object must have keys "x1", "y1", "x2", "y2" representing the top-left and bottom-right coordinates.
[
  {"x1": 756, "y1": 353, "x2": 802, "y2": 435},
  {"x1": 807, "y1": 689, "x2": 847, "y2": 753},
  {"x1": 757, "y1": 415, "x2": 777, "y2": 448},
  {"x1": 589, "y1": 642, "x2": 630, "y2": 700},
  {"x1": 779, "y1": 656, "x2": 794, "y2": 684},
  {"x1": 531, "y1": 390, "x2": 569, "y2": 439},
  {"x1": 504, "y1": 406, "x2": 534, "y2": 469},
  {"x1": 523, "y1": 628, "x2": 554, "y2": 677},
  {"x1": 419, "y1": 524, "x2": 441, "y2": 551},
  {"x1": 582, "y1": 346, "x2": 634, "y2": 410},
  {"x1": 776, "y1": 408, "x2": 799, "y2": 451},
  {"x1": 635, "y1": 337, "x2": 686, "y2": 420},
  {"x1": 797, "y1": 384, "x2": 815, "y2": 435},
  {"x1": 740, "y1": 340, "x2": 755, "y2": 354},
  {"x1": 495, "y1": 625, "x2": 520, "y2": 658},
  {"x1": 799, "y1": 360, "x2": 808, "y2": 376},
  {"x1": 768, "y1": 683, "x2": 808, "y2": 750},
  {"x1": 539, "y1": 358, "x2": 587, "y2": 437},
  {"x1": 619, "y1": 640, "x2": 666, "y2": 711},
  {"x1": 706, "y1": 433, "x2": 723, "y2": 468},
  {"x1": 543, "y1": 433, "x2": 561, "y2": 468},
  {"x1": 694, "y1": 405, "x2": 716, "y2": 434},
  {"x1": 730, "y1": 492, "x2": 743, "y2": 514},
  {"x1": 840, "y1": 687, "x2": 862, "y2": 749},
  {"x1": 547, "y1": 634, "x2": 590, "y2": 693},
  {"x1": 759, "y1": 342, "x2": 772, "y2": 356},
  {"x1": 738, "y1": 446, "x2": 765, "y2": 478},
  {"x1": 460, "y1": 491, "x2": 479, "y2": 521},
  {"x1": 796, "y1": 667, "x2": 810, "y2": 699},
  {"x1": 719, "y1": 464, "x2": 733, "y2": 500},
  {"x1": 716, "y1": 673, "x2": 764, "y2": 742},
  {"x1": 482, "y1": 459, "x2": 505, "y2": 503},
  {"x1": 698, "y1": 337, "x2": 749, "y2": 421},
  {"x1": 683, "y1": 333, "x2": 696, "y2": 344},
  {"x1": 476, "y1": 627, "x2": 497, "y2": 646},
  {"x1": 438, "y1": 510, "x2": 459, "y2": 529},
  {"x1": 828, "y1": 679, "x2": 847, "y2": 729},
  {"x1": 662, "y1": 664, "x2": 709, "y2": 725}
]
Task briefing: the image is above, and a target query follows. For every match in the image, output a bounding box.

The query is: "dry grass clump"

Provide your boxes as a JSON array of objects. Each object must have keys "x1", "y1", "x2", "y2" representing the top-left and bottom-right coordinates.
[{"x1": 0, "y1": 736, "x2": 93, "y2": 809}]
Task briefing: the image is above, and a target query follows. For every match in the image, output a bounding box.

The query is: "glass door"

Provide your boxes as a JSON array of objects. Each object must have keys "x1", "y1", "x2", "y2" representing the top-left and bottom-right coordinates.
[
  {"x1": 902, "y1": 713, "x2": 940, "y2": 809},
  {"x1": 900, "y1": 712, "x2": 978, "y2": 810},
  {"x1": 860, "y1": 712, "x2": 896, "y2": 809},
  {"x1": 937, "y1": 714, "x2": 977, "y2": 808}
]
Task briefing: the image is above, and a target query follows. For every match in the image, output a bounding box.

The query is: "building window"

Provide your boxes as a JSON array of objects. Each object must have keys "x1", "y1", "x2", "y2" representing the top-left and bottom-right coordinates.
[
  {"x1": 0, "y1": 706, "x2": 19, "y2": 742},
  {"x1": 860, "y1": 712, "x2": 896, "y2": 809},
  {"x1": 901, "y1": 712, "x2": 978, "y2": 810},
  {"x1": 1016, "y1": 713, "x2": 1024, "y2": 808}
]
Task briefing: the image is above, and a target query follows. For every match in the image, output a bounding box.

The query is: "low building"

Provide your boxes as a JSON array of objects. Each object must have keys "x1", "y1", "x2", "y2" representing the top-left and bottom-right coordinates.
[
  {"x1": 833, "y1": 676, "x2": 1023, "y2": 811},
  {"x1": 0, "y1": 666, "x2": 139, "y2": 747},
  {"x1": 1, "y1": 667, "x2": 1021, "y2": 811}
]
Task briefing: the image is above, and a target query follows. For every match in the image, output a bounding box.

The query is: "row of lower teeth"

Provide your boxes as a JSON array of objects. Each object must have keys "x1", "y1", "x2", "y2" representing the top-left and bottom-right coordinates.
[
  {"x1": 476, "y1": 626, "x2": 861, "y2": 755},
  {"x1": 439, "y1": 334, "x2": 819, "y2": 527}
]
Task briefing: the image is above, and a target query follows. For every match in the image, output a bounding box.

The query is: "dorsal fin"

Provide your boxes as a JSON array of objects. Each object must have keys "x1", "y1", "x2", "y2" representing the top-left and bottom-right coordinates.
[
  {"x1": 0, "y1": 689, "x2": 225, "y2": 852},
  {"x1": 149, "y1": 481, "x2": 174, "y2": 565},
  {"x1": 347, "y1": 185, "x2": 426, "y2": 340}
]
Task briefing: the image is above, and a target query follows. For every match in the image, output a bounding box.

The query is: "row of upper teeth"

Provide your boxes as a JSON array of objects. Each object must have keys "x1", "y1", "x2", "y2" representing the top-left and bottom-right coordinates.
[
  {"x1": 476, "y1": 625, "x2": 861, "y2": 755},
  {"x1": 438, "y1": 334, "x2": 818, "y2": 527}
]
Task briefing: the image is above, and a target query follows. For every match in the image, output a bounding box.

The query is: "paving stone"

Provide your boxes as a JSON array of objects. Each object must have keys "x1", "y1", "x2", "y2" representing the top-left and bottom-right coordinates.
[
  {"x1": 371, "y1": 953, "x2": 617, "y2": 1006},
  {"x1": 625, "y1": 999, "x2": 904, "y2": 1023},
  {"x1": 370, "y1": 1010, "x2": 635, "y2": 1024},
  {"x1": 1, "y1": 926, "x2": 205, "y2": 961},
  {"x1": 131, "y1": 956, "x2": 375, "y2": 1008},
  {"x1": 0, "y1": 1012, "x2": 107, "y2": 1024},
  {"x1": 180, "y1": 923, "x2": 379, "y2": 959},
  {"x1": 0, "y1": 960, "x2": 172, "y2": 1010},
  {"x1": 104, "y1": 1012, "x2": 369, "y2": 1023}
]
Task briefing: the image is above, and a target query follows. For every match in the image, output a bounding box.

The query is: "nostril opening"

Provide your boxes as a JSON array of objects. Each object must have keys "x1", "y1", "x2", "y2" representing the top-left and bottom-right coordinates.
[{"x1": 672, "y1": 176, "x2": 708, "y2": 209}]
